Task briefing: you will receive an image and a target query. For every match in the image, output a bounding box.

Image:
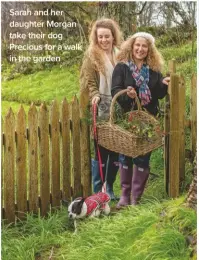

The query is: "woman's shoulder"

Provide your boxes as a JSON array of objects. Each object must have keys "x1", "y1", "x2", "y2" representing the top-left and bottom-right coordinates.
[
  {"x1": 149, "y1": 68, "x2": 162, "y2": 77},
  {"x1": 115, "y1": 61, "x2": 129, "y2": 69},
  {"x1": 81, "y1": 52, "x2": 96, "y2": 72}
]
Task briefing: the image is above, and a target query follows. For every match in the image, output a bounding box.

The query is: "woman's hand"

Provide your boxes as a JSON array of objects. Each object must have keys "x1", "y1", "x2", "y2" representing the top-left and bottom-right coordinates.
[
  {"x1": 162, "y1": 77, "x2": 170, "y2": 85},
  {"x1": 127, "y1": 86, "x2": 137, "y2": 99},
  {"x1": 92, "y1": 96, "x2": 100, "y2": 105}
]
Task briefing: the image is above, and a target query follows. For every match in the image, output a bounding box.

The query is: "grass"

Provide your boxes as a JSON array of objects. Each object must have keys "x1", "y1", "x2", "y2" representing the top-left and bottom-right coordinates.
[
  {"x1": 160, "y1": 42, "x2": 197, "y2": 64},
  {"x1": 2, "y1": 65, "x2": 80, "y2": 106},
  {"x1": 2, "y1": 147, "x2": 196, "y2": 259},
  {"x1": 2, "y1": 101, "x2": 33, "y2": 118},
  {"x1": 1, "y1": 41, "x2": 197, "y2": 260},
  {"x1": 2, "y1": 197, "x2": 196, "y2": 260}
]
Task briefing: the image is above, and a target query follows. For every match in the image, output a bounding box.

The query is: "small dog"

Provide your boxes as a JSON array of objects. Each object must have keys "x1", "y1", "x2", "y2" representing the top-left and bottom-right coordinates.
[{"x1": 68, "y1": 192, "x2": 111, "y2": 219}]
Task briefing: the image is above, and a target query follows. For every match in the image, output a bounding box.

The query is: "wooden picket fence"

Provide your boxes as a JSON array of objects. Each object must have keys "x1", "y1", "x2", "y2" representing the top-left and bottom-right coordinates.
[
  {"x1": 2, "y1": 96, "x2": 91, "y2": 223},
  {"x1": 1, "y1": 60, "x2": 197, "y2": 223},
  {"x1": 164, "y1": 60, "x2": 197, "y2": 197}
]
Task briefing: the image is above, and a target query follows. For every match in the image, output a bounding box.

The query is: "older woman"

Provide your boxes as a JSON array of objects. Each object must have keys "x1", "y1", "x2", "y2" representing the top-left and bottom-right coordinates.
[
  {"x1": 80, "y1": 18, "x2": 123, "y2": 200},
  {"x1": 111, "y1": 32, "x2": 170, "y2": 208}
]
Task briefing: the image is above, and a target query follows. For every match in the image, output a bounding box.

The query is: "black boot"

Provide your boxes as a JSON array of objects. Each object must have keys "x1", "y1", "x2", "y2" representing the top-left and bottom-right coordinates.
[{"x1": 106, "y1": 155, "x2": 119, "y2": 201}]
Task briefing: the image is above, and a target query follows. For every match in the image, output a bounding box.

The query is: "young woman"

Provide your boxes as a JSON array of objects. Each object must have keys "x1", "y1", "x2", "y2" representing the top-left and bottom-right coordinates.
[
  {"x1": 111, "y1": 32, "x2": 170, "y2": 208},
  {"x1": 80, "y1": 18, "x2": 123, "y2": 200}
]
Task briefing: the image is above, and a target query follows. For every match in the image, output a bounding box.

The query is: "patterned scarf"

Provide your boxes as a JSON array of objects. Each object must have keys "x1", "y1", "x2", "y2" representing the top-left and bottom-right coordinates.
[{"x1": 127, "y1": 61, "x2": 151, "y2": 106}]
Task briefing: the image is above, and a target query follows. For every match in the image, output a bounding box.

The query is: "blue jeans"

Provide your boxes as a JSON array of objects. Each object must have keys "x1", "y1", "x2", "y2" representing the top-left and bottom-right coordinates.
[
  {"x1": 119, "y1": 153, "x2": 151, "y2": 168},
  {"x1": 93, "y1": 139, "x2": 119, "y2": 184}
]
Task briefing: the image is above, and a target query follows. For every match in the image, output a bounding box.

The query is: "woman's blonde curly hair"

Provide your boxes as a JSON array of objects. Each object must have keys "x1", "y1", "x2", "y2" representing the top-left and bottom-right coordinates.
[
  {"x1": 86, "y1": 18, "x2": 122, "y2": 74},
  {"x1": 116, "y1": 36, "x2": 164, "y2": 72}
]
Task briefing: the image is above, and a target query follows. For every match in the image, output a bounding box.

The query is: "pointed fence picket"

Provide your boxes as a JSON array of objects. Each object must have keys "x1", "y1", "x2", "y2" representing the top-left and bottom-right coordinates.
[
  {"x1": 4, "y1": 108, "x2": 15, "y2": 223},
  {"x1": 16, "y1": 106, "x2": 27, "y2": 219},
  {"x1": 71, "y1": 96, "x2": 82, "y2": 198},
  {"x1": 50, "y1": 100, "x2": 60, "y2": 208},
  {"x1": 61, "y1": 98, "x2": 71, "y2": 201},
  {"x1": 28, "y1": 104, "x2": 38, "y2": 214},
  {"x1": 39, "y1": 103, "x2": 50, "y2": 216},
  {"x1": 80, "y1": 90, "x2": 91, "y2": 198},
  {"x1": 2, "y1": 97, "x2": 91, "y2": 223}
]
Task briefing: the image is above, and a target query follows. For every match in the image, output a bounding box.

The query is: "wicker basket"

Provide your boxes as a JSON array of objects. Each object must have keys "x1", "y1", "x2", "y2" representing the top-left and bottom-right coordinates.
[{"x1": 97, "y1": 89, "x2": 163, "y2": 157}]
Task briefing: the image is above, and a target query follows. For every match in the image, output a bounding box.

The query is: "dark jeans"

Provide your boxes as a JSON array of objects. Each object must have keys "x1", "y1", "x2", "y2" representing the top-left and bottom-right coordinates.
[{"x1": 119, "y1": 153, "x2": 151, "y2": 169}]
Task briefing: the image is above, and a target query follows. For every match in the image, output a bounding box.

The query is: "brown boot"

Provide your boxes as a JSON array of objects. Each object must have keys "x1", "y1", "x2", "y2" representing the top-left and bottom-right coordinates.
[{"x1": 131, "y1": 165, "x2": 149, "y2": 205}]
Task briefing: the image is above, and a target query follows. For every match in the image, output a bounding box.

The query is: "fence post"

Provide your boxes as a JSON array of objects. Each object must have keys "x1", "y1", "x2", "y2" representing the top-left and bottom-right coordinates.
[
  {"x1": 164, "y1": 60, "x2": 176, "y2": 194},
  {"x1": 191, "y1": 75, "x2": 197, "y2": 159},
  {"x1": 178, "y1": 76, "x2": 185, "y2": 185},
  {"x1": 80, "y1": 90, "x2": 91, "y2": 198},
  {"x1": 169, "y1": 73, "x2": 180, "y2": 197}
]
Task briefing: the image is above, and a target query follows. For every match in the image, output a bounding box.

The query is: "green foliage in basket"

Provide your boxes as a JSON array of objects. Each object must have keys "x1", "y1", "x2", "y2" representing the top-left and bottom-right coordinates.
[{"x1": 115, "y1": 111, "x2": 163, "y2": 139}]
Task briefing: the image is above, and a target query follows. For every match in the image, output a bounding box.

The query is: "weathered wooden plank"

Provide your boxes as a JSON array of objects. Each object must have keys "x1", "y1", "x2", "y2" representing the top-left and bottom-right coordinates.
[
  {"x1": 50, "y1": 100, "x2": 60, "y2": 208},
  {"x1": 4, "y1": 108, "x2": 15, "y2": 223},
  {"x1": 16, "y1": 105, "x2": 27, "y2": 219},
  {"x1": 164, "y1": 95, "x2": 170, "y2": 195},
  {"x1": 39, "y1": 103, "x2": 50, "y2": 216},
  {"x1": 61, "y1": 98, "x2": 71, "y2": 201},
  {"x1": 28, "y1": 104, "x2": 38, "y2": 213},
  {"x1": 79, "y1": 91, "x2": 91, "y2": 197},
  {"x1": 164, "y1": 60, "x2": 176, "y2": 195},
  {"x1": 71, "y1": 96, "x2": 82, "y2": 198},
  {"x1": 191, "y1": 75, "x2": 197, "y2": 159},
  {"x1": 167, "y1": 59, "x2": 176, "y2": 95},
  {"x1": 169, "y1": 74, "x2": 180, "y2": 197},
  {"x1": 178, "y1": 76, "x2": 185, "y2": 184},
  {"x1": 2, "y1": 117, "x2": 4, "y2": 219}
]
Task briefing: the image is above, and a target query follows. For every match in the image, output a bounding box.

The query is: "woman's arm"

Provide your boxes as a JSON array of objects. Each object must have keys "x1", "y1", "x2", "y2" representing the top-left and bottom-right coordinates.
[
  {"x1": 155, "y1": 72, "x2": 169, "y2": 99},
  {"x1": 80, "y1": 57, "x2": 100, "y2": 103},
  {"x1": 111, "y1": 63, "x2": 133, "y2": 111}
]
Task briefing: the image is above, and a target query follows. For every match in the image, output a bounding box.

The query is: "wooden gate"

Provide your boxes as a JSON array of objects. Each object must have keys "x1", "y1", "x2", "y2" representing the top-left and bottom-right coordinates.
[{"x1": 164, "y1": 60, "x2": 197, "y2": 197}]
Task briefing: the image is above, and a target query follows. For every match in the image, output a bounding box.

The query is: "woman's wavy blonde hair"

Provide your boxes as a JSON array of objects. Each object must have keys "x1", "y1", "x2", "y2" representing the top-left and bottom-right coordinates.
[
  {"x1": 86, "y1": 18, "x2": 122, "y2": 74},
  {"x1": 116, "y1": 36, "x2": 164, "y2": 72}
]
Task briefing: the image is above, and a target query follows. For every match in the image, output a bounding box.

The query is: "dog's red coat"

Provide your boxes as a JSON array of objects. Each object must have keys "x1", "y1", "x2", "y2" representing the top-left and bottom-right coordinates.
[{"x1": 85, "y1": 192, "x2": 110, "y2": 216}]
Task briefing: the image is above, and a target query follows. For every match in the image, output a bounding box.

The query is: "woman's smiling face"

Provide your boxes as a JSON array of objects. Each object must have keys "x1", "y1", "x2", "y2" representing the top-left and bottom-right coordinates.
[
  {"x1": 132, "y1": 37, "x2": 149, "y2": 62},
  {"x1": 97, "y1": 27, "x2": 114, "y2": 52}
]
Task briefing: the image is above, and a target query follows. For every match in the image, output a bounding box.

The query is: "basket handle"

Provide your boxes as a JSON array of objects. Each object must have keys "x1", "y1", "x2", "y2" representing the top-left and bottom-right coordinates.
[{"x1": 109, "y1": 89, "x2": 142, "y2": 124}]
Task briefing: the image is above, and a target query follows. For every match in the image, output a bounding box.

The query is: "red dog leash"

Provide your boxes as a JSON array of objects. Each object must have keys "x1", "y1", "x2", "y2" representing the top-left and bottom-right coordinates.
[{"x1": 92, "y1": 103, "x2": 106, "y2": 193}]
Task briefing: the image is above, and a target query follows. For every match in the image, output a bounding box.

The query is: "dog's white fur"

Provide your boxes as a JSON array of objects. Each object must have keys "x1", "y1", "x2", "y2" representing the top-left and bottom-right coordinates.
[{"x1": 68, "y1": 198, "x2": 110, "y2": 219}]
